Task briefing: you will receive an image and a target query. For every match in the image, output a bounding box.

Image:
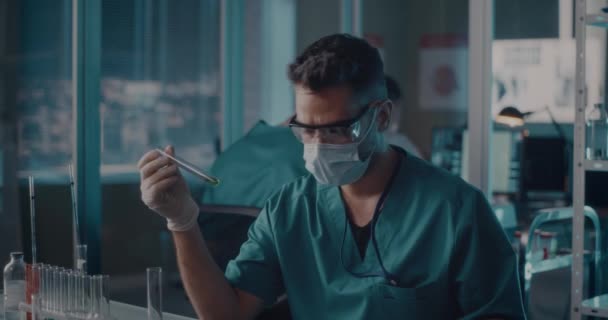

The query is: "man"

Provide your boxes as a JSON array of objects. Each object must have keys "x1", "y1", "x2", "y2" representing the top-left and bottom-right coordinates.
[
  {"x1": 384, "y1": 75, "x2": 422, "y2": 158},
  {"x1": 138, "y1": 34, "x2": 525, "y2": 319}
]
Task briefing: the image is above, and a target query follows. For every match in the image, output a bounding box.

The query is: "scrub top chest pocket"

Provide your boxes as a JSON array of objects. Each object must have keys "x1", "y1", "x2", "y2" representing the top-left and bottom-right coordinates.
[{"x1": 369, "y1": 283, "x2": 438, "y2": 319}]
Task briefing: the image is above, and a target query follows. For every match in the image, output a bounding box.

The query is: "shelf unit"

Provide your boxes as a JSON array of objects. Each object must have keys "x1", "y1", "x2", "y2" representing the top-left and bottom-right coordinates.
[
  {"x1": 582, "y1": 294, "x2": 608, "y2": 317},
  {"x1": 585, "y1": 160, "x2": 608, "y2": 172},
  {"x1": 572, "y1": 1, "x2": 608, "y2": 319},
  {"x1": 587, "y1": 13, "x2": 608, "y2": 28}
]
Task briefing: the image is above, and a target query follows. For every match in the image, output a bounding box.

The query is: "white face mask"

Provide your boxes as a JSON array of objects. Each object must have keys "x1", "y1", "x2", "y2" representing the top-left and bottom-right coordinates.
[{"x1": 303, "y1": 116, "x2": 378, "y2": 186}]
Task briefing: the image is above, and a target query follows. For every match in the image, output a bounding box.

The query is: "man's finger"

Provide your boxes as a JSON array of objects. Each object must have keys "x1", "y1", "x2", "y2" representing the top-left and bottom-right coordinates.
[
  {"x1": 140, "y1": 156, "x2": 171, "y2": 180},
  {"x1": 145, "y1": 164, "x2": 179, "y2": 189},
  {"x1": 137, "y1": 150, "x2": 161, "y2": 169},
  {"x1": 148, "y1": 176, "x2": 179, "y2": 195}
]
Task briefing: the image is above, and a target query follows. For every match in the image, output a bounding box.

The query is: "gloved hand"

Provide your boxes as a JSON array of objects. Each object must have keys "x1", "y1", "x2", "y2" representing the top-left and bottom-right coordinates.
[{"x1": 138, "y1": 145, "x2": 199, "y2": 232}]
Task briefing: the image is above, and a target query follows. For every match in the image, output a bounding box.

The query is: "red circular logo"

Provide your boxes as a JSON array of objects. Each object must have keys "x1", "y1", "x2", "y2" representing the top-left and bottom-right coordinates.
[{"x1": 432, "y1": 65, "x2": 458, "y2": 96}]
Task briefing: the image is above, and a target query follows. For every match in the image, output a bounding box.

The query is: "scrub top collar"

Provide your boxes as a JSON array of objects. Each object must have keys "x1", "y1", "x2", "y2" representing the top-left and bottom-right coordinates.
[{"x1": 318, "y1": 147, "x2": 408, "y2": 286}]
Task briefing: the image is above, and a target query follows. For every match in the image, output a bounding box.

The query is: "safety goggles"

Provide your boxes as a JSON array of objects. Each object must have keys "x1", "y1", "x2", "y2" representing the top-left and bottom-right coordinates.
[{"x1": 288, "y1": 104, "x2": 377, "y2": 144}]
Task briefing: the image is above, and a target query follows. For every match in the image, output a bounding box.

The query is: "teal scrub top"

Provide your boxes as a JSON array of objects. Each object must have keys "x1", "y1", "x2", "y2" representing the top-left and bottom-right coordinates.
[
  {"x1": 201, "y1": 120, "x2": 307, "y2": 208},
  {"x1": 225, "y1": 149, "x2": 526, "y2": 319}
]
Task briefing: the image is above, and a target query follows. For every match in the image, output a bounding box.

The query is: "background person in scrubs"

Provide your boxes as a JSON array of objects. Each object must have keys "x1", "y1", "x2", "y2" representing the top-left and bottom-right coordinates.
[
  {"x1": 200, "y1": 120, "x2": 307, "y2": 208},
  {"x1": 384, "y1": 75, "x2": 422, "y2": 158},
  {"x1": 138, "y1": 34, "x2": 526, "y2": 319}
]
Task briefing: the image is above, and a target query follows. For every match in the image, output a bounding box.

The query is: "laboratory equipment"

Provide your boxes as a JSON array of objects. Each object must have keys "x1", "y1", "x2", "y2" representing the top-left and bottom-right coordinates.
[
  {"x1": 525, "y1": 206, "x2": 602, "y2": 319},
  {"x1": 66, "y1": 271, "x2": 75, "y2": 316},
  {"x1": 59, "y1": 269, "x2": 68, "y2": 314},
  {"x1": 529, "y1": 230, "x2": 543, "y2": 263},
  {"x1": 99, "y1": 275, "x2": 111, "y2": 318},
  {"x1": 430, "y1": 127, "x2": 464, "y2": 175},
  {"x1": 586, "y1": 103, "x2": 608, "y2": 160},
  {"x1": 87, "y1": 275, "x2": 100, "y2": 319},
  {"x1": 69, "y1": 163, "x2": 85, "y2": 271},
  {"x1": 539, "y1": 232, "x2": 553, "y2": 260},
  {"x1": 79, "y1": 272, "x2": 89, "y2": 317},
  {"x1": 76, "y1": 244, "x2": 88, "y2": 274},
  {"x1": 38, "y1": 264, "x2": 45, "y2": 310},
  {"x1": 549, "y1": 233, "x2": 558, "y2": 259},
  {"x1": 52, "y1": 267, "x2": 60, "y2": 312},
  {"x1": 73, "y1": 272, "x2": 82, "y2": 317},
  {"x1": 31, "y1": 294, "x2": 42, "y2": 320},
  {"x1": 26, "y1": 263, "x2": 41, "y2": 319},
  {"x1": 17, "y1": 263, "x2": 113, "y2": 320},
  {"x1": 29, "y1": 176, "x2": 37, "y2": 265},
  {"x1": 147, "y1": 267, "x2": 163, "y2": 320},
  {"x1": 3, "y1": 252, "x2": 26, "y2": 320},
  {"x1": 155, "y1": 148, "x2": 220, "y2": 186},
  {"x1": 40, "y1": 265, "x2": 49, "y2": 311},
  {"x1": 512, "y1": 231, "x2": 522, "y2": 258}
]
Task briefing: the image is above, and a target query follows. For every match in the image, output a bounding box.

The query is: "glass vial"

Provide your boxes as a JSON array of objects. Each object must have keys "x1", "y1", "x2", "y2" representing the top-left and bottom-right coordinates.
[
  {"x1": 586, "y1": 103, "x2": 608, "y2": 160},
  {"x1": 3, "y1": 252, "x2": 26, "y2": 320}
]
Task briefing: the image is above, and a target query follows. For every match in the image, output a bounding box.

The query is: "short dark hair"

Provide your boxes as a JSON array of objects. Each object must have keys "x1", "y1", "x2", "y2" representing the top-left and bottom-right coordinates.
[
  {"x1": 384, "y1": 75, "x2": 402, "y2": 101},
  {"x1": 288, "y1": 34, "x2": 385, "y2": 97}
]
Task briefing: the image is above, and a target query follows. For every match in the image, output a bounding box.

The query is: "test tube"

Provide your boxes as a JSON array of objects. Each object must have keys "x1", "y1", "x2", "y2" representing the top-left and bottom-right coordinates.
[
  {"x1": 45, "y1": 265, "x2": 53, "y2": 312},
  {"x1": 155, "y1": 148, "x2": 220, "y2": 186},
  {"x1": 66, "y1": 271, "x2": 76, "y2": 316},
  {"x1": 75, "y1": 272, "x2": 82, "y2": 316},
  {"x1": 31, "y1": 264, "x2": 41, "y2": 295},
  {"x1": 86, "y1": 275, "x2": 99, "y2": 319},
  {"x1": 99, "y1": 275, "x2": 111, "y2": 318},
  {"x1": 28, "y1": 264, "x2": 41, "y2": 319},
  {"x1": 76, "y1": 272, "x2": 85, "y2": 317},
  {"x1": 31, "y1": 293, "x2": 42, "y2": 320},
  {"x1": 52, "y1": 266, "x2": 60, "y2": 312},
  {"x1": 29, "y1": 176, "x2": 38, "y2": 265},
  {"x1": 38, "y1": 264, "x2": 45, "y2": 310},
  {"x1": 81, "y1": 275, "x2": 92, "y2": 317},
  {"x1": 77, "y1": 244, "x2": 88, "y2": 274},
  {"x1": 59, "y1": 269, "x2": 68, "y2": 314},
  {"x1": 147, "y1": 267, "x2": 163, "y2": 320},
  {"x1": 40, "y1": 265, "x2": 49, "y2": 311}
]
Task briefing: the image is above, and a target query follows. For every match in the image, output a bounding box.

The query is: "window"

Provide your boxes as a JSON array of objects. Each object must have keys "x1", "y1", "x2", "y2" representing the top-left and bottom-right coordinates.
[
  {"x1": 2, "y1": 0, "x2": 74, "y2": 267},
  {"x1": 99, "y1": 1, "x2": 220, "y2": 315},
  {"x1": 101, "y1": 0, "x2": 221, "y2": 176},
  {"x1": 15, "y1": 0, "x2": 73, "y2": 177}
]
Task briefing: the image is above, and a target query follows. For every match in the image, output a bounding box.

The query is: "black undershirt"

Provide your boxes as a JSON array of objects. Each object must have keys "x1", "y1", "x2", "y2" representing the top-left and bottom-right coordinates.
[
  {"x1": 349, "y1": 220, "x2": 373, "y2": 259},
  {"x1": 347, "y1": 148, "x2": 405, "y2": 259}
]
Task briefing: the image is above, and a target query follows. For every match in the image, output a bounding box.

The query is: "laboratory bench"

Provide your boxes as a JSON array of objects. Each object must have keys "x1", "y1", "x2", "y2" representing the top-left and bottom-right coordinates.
[{"x1": 0, "y1": 297, "x2": 196, "y2": 320}]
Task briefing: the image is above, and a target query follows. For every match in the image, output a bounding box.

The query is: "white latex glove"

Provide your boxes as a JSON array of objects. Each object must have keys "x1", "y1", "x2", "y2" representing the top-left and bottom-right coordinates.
[{"x1": 138, "y1": 145, "x2": 199, "y2": 232}]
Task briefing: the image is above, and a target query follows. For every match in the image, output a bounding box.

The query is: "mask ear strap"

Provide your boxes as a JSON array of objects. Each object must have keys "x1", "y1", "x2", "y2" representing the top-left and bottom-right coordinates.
[{"x1": 375, "y1": 101, "x2": 392, "y2": 132}]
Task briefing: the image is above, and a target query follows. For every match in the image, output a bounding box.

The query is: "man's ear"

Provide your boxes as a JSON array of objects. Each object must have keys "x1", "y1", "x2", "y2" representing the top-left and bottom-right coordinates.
[{"x1": 376, "y1": 100, "x2": 393, "y2": 132}]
